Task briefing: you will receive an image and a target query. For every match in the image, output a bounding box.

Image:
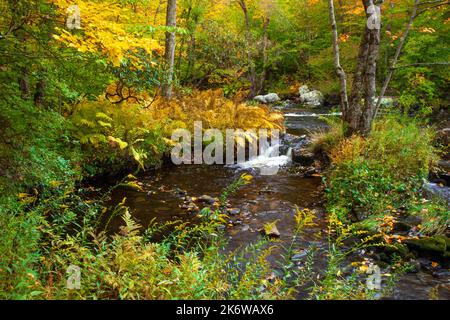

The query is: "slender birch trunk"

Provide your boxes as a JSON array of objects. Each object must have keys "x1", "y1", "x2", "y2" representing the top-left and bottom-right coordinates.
[
  {"x1": 328, "y1": 0, "x2": 349, "y2": 115},
  {"x1": 328, "y1": 0, "x2": 383, "y2": 136},
  {"x1": 162, "y1": 0, "x2": 177, "y2": 98}
]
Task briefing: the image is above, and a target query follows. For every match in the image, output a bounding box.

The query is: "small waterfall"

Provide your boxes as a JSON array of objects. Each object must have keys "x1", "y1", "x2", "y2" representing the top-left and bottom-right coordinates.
[
  {"x1": 229, "y1": 142, "x2": 292, "y2": 175},
  {"x1": 286, "y1": 147, "x2": 292, "y2": 160}
]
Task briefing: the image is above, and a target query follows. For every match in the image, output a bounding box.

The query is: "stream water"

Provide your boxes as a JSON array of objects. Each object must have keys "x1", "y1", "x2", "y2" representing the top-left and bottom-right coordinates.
[{"x1": 103, "y1": 105, "x2": 449, "y2": 300}]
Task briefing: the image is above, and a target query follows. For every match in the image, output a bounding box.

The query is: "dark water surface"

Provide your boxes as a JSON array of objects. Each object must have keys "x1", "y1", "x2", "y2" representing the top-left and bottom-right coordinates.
[{"x1": 106, "y1": 165, "x2": 324, "y2": 248}]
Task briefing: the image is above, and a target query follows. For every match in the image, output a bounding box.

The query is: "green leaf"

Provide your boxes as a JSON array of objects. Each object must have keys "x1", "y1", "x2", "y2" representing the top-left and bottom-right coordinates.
[{"x1": 108, "y1": 136, "x2": 128, "y2": 150}]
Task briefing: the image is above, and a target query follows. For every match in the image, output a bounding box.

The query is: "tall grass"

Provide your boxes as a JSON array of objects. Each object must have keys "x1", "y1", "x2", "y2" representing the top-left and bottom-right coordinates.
[
  {"x1": 323, "y1": 115, "x2": 446, "y2": 236},
  {"x1": 0, "y1": 174, "x2": 295, "y2": 300}
]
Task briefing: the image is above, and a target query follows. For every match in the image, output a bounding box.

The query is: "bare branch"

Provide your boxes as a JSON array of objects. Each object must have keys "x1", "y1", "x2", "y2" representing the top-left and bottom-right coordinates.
[
  {"x1": 394, "y1": 62, "x2": 450, "y2": 69},
  {"x1": 415, "y1": 1, "x2": 449, "y2": 17},
  {"x1": 374, "y1": 0, "x2": 420, "y2": 117}
]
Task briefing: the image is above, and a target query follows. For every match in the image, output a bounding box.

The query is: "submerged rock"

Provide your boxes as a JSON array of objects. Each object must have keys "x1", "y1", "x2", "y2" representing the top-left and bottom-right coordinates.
[
  {"x1": 263, "y1": 224, "x2": 281, "y2": 238},
  {"x1": 283, "y1": 134, "x2": 316, "y2": 166},
  {"x1": 174, "y1": 187, "x2": 187, "y2": 197},
  {"x1": 280, "y1": 133, "x2": 314, "y2": 165},
  {"x1": 181, "y1": 202, "x2": 199, "y2": 213},
  {"x1": 280, "y1": 133, "x2": 309, "y2": 150},
  {"x1": 233, "y1": 219, "x2": 243, "y2": 226},
  {"x1": 227, "y1": 208, "x2": 241, "y2": 215},
  {"x1": 197, "y1": 195, "x2": 217, "y2": 204},
  {"x1": 292, "y1": 150, "x2": 315, "y2": 166},
  {"x1": 432, "y1": 268, "x2": 450, "y2": 279}
]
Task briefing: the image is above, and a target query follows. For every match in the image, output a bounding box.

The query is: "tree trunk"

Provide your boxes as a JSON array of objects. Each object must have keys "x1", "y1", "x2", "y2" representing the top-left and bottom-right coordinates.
[
  {"x1": 328, "y1": 0, "x2": 349, "y2": 115},
  {"x1": 18, "y1": 67, "x2": 30, "y2": 99},
  {"x1": 259, "y1": 17, "x2": 270, "y2": 93},
  {"x1": 33, "y1": 78, "x2": 46, "y2": 106},
  {"x1": 238, "y1": 0, "x2": 258, "y2": 97},
  {"x1": 162, "y1": 0, "x2": 177, "y2": 98},
  {"x1": 344, "y1": 0, "x2": 382, "y2": 136},
  {"x1": 358, "y1": 18, "x2": 381, "y2": 135},
  {"x1": 329, "y1": 0, "x2": 429, "y2": 135}
]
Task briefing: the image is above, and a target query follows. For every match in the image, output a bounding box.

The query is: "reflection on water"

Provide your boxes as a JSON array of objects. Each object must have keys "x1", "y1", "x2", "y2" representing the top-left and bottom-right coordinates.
[
  {"x1": 106, "y1": 165, "x2": 323, "y2": 242},
  {"x1": 283, "y1": 106, "x2": 337, "y2": 136}
]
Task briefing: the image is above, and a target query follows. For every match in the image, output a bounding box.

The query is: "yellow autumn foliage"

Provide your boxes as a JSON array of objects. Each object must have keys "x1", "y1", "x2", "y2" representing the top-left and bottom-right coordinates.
[
  {"x1": 70, "y1": 90, "x2": 284, "y2": 169},
  {"x1": 50, "y1": 0, "x2": 163, "y2": 66},
  {"x1": 147, "y1": 89, "x2": 285, "y2": 137},
  {"x1": 73, "y1": 90, "x2": 286, "y2": 143}
]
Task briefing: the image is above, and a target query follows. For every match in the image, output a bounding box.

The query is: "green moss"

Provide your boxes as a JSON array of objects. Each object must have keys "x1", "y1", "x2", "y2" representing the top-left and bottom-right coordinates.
[{"x1": 405, "y1": 236, "x2": 448, "y2": 254}]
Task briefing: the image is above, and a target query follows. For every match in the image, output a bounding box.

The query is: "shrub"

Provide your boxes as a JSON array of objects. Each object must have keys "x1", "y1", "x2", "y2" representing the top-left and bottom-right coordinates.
[
  {"x1": 326, "y1": 115, "x2": 438, "y2": 222},
  {"x1": 0, "y1": 174, "x2": 294, "y2": 300},
  {"x1": 0, "y1": 197, "x2": 44, "y2": 299},
  {"x1": 310, "y1": 117, "x2": 344, "y2": 160},
  {"x1": 0, "y1": 95, "x2": 82, "y2": 195},
  {"x1": 70, "y1": 100, "x2": 168, "y2": 175},
  {"x1": 38, "y1": 210, "x2": 289, "y2": 300},
  {"x1": 70, "y1": 90, "x2": 284, "y2": 175}
]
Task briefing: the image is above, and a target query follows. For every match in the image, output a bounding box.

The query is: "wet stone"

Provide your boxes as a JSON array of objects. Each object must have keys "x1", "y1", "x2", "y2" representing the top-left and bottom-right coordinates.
[
  {"x1": 432, "y1": 269, "x2": 450, "y2": 279},
  {"x1": 292, "y1": 250, "x2": 309, "y2": 261},
  {"x1": 233, "y1": 219, "x2": 243, "y2": 226},
  {"x1": 198, "y1": 195, "x2": 216, "y2": 204},
  {"x1": 263, "y1": 225, "x2": 281, "y2": 238},
  {"x1": 227, "y1": 208, "x2": 241, "y2": 215}
]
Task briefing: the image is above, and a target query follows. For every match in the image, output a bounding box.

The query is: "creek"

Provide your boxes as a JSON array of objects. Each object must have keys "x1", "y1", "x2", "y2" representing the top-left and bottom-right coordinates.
[{"x1": 103, "y1": 105, "x2": 449, "y2": 300}]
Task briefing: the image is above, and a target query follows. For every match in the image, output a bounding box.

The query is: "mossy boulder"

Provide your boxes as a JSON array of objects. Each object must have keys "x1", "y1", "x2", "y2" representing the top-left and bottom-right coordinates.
[
  {"x1": 382, "y1": 243, "x2": 412, "y2": 259},
  {"x1": 405, "y1": 235, "x2": 450, "y2": 258}
]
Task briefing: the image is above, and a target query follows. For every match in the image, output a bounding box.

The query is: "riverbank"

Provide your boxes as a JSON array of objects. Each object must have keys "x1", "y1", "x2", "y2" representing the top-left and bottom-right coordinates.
[{"x1": 1, "y1": 103, "x2": 448, "y2": 300}]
